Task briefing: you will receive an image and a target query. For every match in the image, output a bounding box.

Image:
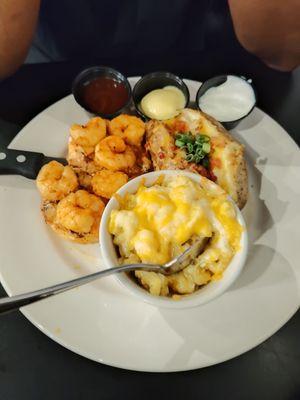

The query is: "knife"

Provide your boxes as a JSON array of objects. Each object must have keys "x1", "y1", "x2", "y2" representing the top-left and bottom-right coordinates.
[{"x1": 0, "y1": 148, "x2": 67, "y2": 179}]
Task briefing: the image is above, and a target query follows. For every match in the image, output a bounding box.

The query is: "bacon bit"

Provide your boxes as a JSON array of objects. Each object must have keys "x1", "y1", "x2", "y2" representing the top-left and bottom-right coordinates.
[
  {"x1": 190, "y1": 163, "x2": 217, "y2": 182},
  {"x1": 174, "y1": 120, "x2": 188, "y2": 133},
  {"x1": 158, "y1": 152, "x2": 165, "y2": 159},
  {"x1": 211, "y1": 136, "x2": 226, "y2": 148},
  {"x1": 210, "y1": 157, "x2": 222, "y2": 168},
  {"x1": 192, "y1": 164, "x2": 210, "y2": 179},
  {"x1": 168, "y1": 120, "x2": 188, "y2": 134},
  {"x1": 209, "y1": 169, "x2": 217, "y2": 182}
]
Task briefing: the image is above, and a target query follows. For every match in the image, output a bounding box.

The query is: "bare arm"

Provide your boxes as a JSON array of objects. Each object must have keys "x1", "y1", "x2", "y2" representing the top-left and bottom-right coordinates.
[
  {"x1": 0, "y1": 0, "x2": 40, "y2": 80},
  {"x1": 229, "y1": 0, "x2": 300, "y2": 71}
]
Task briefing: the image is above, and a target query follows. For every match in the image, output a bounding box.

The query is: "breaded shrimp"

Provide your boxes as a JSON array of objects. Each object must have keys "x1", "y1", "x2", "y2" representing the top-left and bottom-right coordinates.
[
  {"x1": 94, "y1": 136, "x2": 136, "y2": 172},
  {"x1": 109, "y1": 115, "x2": 145, "y2": 146},
  {"x1": 75, "y1": 170, "x2": 93, "y2": 191},
  {"x1": 67, "y1": 139, "x2": 102, "y2": 174},
  {"x1": 43, "y1": 190, "x2": 105, "y2": 243},
  {"x1": 70, "y1": 117, "x2": 107, "y2": 156},
  {"x1": 91, "y1": 170, "x2": 128, "y2": 199},
  {"x1": 127, "y1": 146, "x2": 152, "y2": 177},
  {"x1": 36, "y1": 161, "x2": 78, "y2": 201}
]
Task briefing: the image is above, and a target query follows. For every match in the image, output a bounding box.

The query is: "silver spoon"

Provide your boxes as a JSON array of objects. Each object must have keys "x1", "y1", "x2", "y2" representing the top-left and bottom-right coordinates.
[{"x1": 0, "y1": 239, "x2": 207, "y2": 315}]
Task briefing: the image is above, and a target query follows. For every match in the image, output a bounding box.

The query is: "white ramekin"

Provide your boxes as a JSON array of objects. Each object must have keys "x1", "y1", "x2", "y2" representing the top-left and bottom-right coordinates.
[{"x1": 100, "y1": 170, "x2": 248, "y2": 309}]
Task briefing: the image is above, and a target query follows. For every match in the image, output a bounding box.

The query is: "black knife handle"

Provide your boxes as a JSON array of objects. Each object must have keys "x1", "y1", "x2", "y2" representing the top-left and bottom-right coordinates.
[{"x1": 0, "y1": 148, "x2": 45, "y2": 179}]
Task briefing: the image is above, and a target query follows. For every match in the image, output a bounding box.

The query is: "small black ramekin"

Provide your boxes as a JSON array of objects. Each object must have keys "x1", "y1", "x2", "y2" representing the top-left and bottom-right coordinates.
[
  {"x1": 196, "y1": 74, "x2": 257, "y2": 130},
  {"x1": 72, "y1": 66, "x2": 132, "y2": 119},
  {"x1": 132, "y1": 71, "x2": 190, "y2": 120}
]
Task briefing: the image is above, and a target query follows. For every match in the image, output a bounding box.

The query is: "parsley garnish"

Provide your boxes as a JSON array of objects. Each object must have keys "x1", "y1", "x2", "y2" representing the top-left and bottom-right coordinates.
[{"x1": 175, "y1": 132, "x2": 211, "y2": 165}]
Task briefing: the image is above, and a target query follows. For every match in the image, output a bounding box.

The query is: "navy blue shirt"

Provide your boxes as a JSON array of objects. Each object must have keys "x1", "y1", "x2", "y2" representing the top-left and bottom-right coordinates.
[{"x1": 29, "y1": 0, "x2": 237, "y2": 62}]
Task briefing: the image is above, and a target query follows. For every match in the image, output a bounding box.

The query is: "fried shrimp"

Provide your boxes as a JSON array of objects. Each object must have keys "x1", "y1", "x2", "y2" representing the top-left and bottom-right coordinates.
[
  {"x1": 67, "y1": 139, "x2": 102, "y2": 174},
  {"x1": 91, "y1": 170, "x2": 128, "y2": 199},
  {"x1": 46, "y1": 190, "x2": 105, "y2": 243},
  {"x1": 127, "y1": 146, "x2": 152, "y2": 177},
  {"x1": 94, "y1": 136, "x2": 136, "y2": 172},
  {"x1": 36, "y1": 161, "x2": 78, "y2": 201},
  {"x1": 70, "y1": 117, "x2": 107, "y2": 155},
  {"x1": 109, "y1": 115, "x2": 145, "y2": 146},
  {"x1": 75, "y1": 170, "x2": 93, "y2": 191}
]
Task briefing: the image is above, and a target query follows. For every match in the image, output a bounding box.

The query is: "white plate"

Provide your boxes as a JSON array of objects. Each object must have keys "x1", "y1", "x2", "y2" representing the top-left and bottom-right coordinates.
[{"x1": 0, "y1": 78, "x2": 299, "y2": 372}]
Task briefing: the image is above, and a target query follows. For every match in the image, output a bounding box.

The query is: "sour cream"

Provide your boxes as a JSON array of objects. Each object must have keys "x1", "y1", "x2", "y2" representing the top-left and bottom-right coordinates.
[
  {"x1": 140, "y1": 86, "x2": 186, "y2": 120},
  {"x1": 198, "y1": 75, "x2": 255, "y2": 122}
]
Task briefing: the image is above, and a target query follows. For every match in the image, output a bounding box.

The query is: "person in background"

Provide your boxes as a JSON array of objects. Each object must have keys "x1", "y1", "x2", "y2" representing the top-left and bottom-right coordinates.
[{"x1": 0, "y1": 0, "x2": 299, "y2": 80}]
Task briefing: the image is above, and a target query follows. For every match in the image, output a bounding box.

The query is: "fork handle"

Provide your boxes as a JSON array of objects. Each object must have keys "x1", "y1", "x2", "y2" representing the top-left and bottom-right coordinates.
[{"x1": 0, "y1": 264, "x2": 161, "y2": 315}]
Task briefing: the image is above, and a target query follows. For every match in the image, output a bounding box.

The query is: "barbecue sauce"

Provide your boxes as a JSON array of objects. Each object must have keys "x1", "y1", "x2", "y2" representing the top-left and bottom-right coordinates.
[{"x1": 82, "y1": 77, "x2": 129, "y2": 114}]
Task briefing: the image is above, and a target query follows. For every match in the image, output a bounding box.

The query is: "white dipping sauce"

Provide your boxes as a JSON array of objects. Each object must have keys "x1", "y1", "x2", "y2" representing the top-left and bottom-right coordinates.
[{"x1": 199, "y1": 75, "x2": 255, "y2": 122}]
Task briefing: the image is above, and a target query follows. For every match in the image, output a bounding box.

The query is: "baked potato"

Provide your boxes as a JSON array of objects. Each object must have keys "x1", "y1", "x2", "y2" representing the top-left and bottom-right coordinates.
[{"x1": 145, "y1": 108, "x2": 248, "y2": 208}]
